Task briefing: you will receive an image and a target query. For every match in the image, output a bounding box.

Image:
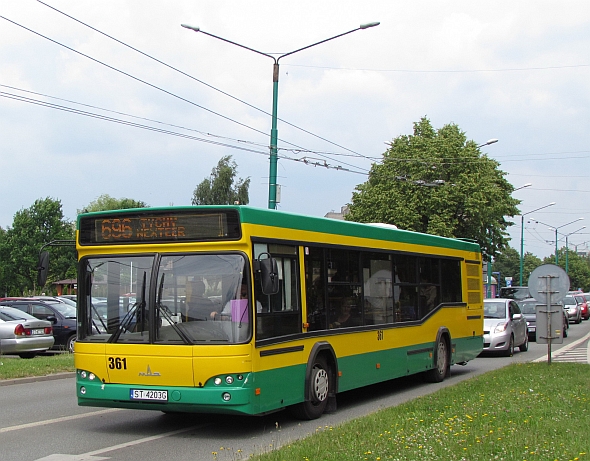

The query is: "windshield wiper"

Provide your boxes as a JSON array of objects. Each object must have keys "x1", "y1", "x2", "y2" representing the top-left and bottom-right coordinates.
[{"x1": 110, "y1": 271, "x2": 147, "y2": 342}]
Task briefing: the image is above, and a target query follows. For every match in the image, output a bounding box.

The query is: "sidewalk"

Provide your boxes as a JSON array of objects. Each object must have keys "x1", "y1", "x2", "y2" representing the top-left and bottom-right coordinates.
[{"x1": 533, "y1": 331, "x2": 590, "y2": 364}]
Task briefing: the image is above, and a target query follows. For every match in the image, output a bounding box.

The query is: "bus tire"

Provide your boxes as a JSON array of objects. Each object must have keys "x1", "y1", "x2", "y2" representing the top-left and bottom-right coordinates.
[
  {"x1": 425, "y1": 336, "x2": 448, "y2": 383},
  {"x1": 290, "y1": 355, "x2": 330, "y2": 420}
]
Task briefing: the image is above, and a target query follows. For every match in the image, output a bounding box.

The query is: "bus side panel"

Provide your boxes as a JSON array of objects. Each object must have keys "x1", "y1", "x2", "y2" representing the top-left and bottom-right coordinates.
[{"x1": 251, "y1": 363, "x2": 307, "y2": 414}]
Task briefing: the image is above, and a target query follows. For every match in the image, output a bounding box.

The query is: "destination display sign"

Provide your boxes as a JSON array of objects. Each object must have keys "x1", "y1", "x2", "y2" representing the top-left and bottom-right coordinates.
[{"x1": 79, "y1": 210, "x2": 240, "y2": 245}]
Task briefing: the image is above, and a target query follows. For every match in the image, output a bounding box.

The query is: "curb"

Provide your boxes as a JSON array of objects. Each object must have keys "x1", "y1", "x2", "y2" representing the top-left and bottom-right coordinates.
[{"x1": 0, "y1": 372, "x2": 76, "y2": 387}]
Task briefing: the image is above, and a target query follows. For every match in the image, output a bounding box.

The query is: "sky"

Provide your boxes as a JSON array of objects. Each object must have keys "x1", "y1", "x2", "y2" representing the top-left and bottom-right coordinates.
[{"x1": 1, "y1": 0, "x2": 589, "y2": 260}]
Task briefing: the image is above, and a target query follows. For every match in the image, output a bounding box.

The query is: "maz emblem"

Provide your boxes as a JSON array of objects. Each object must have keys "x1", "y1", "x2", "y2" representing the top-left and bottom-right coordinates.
[{"x1": 139, "y1": 365, "x2": 161, "y2": 377}]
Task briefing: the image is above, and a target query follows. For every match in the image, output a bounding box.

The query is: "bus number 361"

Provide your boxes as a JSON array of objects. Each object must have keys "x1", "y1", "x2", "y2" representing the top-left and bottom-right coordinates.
[{"x1": 108, "y1": 357, "x2": 127, "y2": 370}]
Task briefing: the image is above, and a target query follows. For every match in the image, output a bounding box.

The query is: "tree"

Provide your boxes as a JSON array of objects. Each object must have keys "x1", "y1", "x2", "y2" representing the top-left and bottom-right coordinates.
[
  {"x1": 543, "y1": 249, "x2": 590, "y2": 291},
  {"x1": 1, "y1": 198, "x2": 75, "y2": 294},
  {"x1": 492, "y1": 247, "x2": 544, "y2": 286},
  {"x1": 347, "y1": 117, "x2": 520, "y2": 259},
  {"x1": 192, "y1": 155, "x2": 250, "y2": 205},
  {"x1": 79, "y1": 194, "x2": 148, "y2": 213}
]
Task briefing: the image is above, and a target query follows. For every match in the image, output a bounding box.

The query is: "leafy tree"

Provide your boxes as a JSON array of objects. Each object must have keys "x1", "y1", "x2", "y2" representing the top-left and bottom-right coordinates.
[
  {"x1": 491, "y1": 247, "x2": 542, "y2": 288},
  {"x1": 79, "y1": 194, "x2": 148, "y2": 213},
  {"x1": 1, "y1": 198, "x2": 75, "y2": 294},
  {"x1": 521, "y1": 252, "x2": 543, "y2": 286},
  {"x1": 347, "y1": 117, "x2": 520, "y2": 259},
  {"x1": 491, "y1": 247, "x2": 520, "y2": 288},
  {"x1": 192, "y1": 155, "x2": 250, "y2": 205},
  {"x1": 543, "y1": 249, "x2": 590, "y2": 291}
]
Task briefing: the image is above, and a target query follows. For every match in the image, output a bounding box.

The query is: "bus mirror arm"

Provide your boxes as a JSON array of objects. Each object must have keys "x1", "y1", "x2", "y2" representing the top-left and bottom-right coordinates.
[{"x1": 256, "y1": 253, "x2": 280, "y2": 296}]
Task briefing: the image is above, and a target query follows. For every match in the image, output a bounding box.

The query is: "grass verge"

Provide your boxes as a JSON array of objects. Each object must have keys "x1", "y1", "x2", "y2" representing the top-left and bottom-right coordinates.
[
  {"x1": 254, "y1": 363, "x2": 589, "y2": 461},
  {"x1": 0, "y1": 353, "x2": 75, "y2": 380}
]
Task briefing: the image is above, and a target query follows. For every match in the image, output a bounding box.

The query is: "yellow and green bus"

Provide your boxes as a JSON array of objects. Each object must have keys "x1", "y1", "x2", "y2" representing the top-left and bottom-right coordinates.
[{"x1": 71, "y1": 205, "x2": 483, "y2": 419}]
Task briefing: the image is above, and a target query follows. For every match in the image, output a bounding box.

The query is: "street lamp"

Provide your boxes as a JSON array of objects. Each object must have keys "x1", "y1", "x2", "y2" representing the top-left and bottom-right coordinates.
[
  {"x1": 514, "y1": 183, "x2": 532, "y2": 191},
  {"x1": 477, "y1": 139, "x2": 498, "y2": 148},
  {"x1": 182, "y1": 22, "x2": 380, "y2": 209},
  {"x1": 564, "y1": 226, "x2": 586, "y2": 274},
  {"x1": 530, "y1": 217, "x2": 584, "y2": 265},
  {"x1": 519, "y1": 202, "x2": 555, "y2": 285}
]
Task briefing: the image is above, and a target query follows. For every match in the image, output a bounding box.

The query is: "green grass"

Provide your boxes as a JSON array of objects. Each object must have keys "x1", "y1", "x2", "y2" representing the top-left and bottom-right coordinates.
[
  {"x1": 254, "y1": 363, "x2": 590, "y2": 461},
  {"x1": 0, "y1": 353, "x2": 75, "y2": 380}
]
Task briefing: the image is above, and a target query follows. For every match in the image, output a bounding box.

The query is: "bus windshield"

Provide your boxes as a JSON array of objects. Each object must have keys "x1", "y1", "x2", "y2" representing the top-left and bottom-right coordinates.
[{"x1": 80, "y1": 253, "x2": 250, "y2": 345}]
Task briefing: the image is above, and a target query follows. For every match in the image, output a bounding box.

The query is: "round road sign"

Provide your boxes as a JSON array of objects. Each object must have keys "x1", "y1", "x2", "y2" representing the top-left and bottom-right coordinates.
[{"x1": 528, "y1": 264, "x2": 570, "y2": 304}]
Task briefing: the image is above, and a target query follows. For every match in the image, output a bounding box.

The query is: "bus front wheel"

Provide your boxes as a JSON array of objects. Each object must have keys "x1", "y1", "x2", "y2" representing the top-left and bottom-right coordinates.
[{"x1": 291, "y1": 356, "x2": 330, "y2": 420}]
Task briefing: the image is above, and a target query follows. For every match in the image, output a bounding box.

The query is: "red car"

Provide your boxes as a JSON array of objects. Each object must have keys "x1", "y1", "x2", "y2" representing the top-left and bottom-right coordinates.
[{"x1": 580, "y1": 294, "x2": 590, "y2": 320}]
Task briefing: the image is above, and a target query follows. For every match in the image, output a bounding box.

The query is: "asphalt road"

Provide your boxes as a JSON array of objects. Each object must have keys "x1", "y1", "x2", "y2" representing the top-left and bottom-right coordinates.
[{"x1": 2, "y1": 320, "x2": 589, "y2": 461}]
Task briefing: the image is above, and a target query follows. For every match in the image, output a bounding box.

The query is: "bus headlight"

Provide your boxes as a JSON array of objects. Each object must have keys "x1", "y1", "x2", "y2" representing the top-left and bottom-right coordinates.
[
  {"x1": 222, "y1": 392, "x2": 231, "y2": 401},
  {"x1": 214, "y1": 377, "x2": 222, "y2": 386},
  {"x1": 80, "y1": 386, "x2": 86, "y2": 395},
  {"x1": 225, "y1": 376, "x2": 234, "y2": 384}
]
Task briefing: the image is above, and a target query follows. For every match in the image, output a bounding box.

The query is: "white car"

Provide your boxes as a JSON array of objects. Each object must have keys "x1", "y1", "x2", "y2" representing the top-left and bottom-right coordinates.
[{"x1": 483, "y1": 298, "x2": 529, "y2": 356}]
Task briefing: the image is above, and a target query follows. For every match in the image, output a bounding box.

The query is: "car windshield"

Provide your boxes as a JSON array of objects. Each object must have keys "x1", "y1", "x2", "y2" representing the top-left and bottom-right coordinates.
[
  {"x1": 46, "y1": 302, "x2": 77, "y2": 318},
  {"x1": 518, "y1": 301, "x2": 537, "y2": 314},
  {"x1": 57, "y1": 297, "x2": 77, "y2": 307},
  {"x1": 563, "y1": 297, "x2": 576, "y2": 305},
  {"x1": 484, "y1": 302, "x2": 507, "y2": 319},
  {"x1": 0, "y1": 306, "x2": 36, "y2": 321},
  {"x1": 79, "y1": 253, "x2": 250, "y2": 345}
]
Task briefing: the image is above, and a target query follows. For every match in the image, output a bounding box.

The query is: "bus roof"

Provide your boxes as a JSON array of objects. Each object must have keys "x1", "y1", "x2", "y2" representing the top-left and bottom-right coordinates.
[{"x1": 78, "y1": 205, "x2": 481, "y2": 253}]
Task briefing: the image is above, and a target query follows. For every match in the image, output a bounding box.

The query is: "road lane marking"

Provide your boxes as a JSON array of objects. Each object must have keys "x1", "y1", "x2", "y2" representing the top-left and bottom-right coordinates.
[
  {"x1": 0, "y1": 408, "x2": 122, "y2": 433},
  {"x1": 35, "y1": 424, "x2": 207, "y2": 461}
]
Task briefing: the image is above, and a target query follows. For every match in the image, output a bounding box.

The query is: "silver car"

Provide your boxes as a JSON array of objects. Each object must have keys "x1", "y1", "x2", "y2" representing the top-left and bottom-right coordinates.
[
  {"x1": 562, "y1": 296, "x2": 582, "y2": 324},
  {"x1": 483, "y1": 298, "x2": 529, "y2": 356},
  {"x1": 0, "y1": 306, "x2": 55, "y2": 358}
]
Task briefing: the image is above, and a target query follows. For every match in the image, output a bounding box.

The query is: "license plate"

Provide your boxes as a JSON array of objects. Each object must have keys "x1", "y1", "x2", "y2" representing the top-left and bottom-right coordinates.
[
  {"x1": 130, "y1": 389, "x2": 168, "y2": 401},
  {"x1": 32, "y1": 329, "x2": 45, "y2": 335}
]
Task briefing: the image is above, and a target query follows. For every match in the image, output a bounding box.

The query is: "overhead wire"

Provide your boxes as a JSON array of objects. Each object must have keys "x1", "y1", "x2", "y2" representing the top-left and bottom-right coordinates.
[
  {"x1": 36, "y1": 1, "x2": 375, "y2": 164},
  {"x1": 0, "y1": 84, "x2": 270, "y2": 150},
  {"x1": 0, "y1": 89, "x2": 369, "y2": 175}
]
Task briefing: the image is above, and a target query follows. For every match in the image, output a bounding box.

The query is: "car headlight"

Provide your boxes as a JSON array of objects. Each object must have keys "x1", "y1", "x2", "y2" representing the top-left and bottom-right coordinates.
[{"x1": 494, "y1": 322, "x2": 509, "y2": 333}]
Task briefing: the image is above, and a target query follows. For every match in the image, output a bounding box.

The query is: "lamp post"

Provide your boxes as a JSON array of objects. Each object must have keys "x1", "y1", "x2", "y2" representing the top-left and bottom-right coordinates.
[
  {"x1": 182, "y1": 22, "x2": 380, "y2": 209},
  {"x1": 519, "y1": 202, "x2": 555, "y2": 285},
  {"x1": 530, "y1": 217, "x2": 584, "y2": 265},
  {"x1": 564, "y1": 226, "x2": 586, "y2": 274},
  {"x1": 477, "y1": 138, "x2": 499, "y2": 298}
]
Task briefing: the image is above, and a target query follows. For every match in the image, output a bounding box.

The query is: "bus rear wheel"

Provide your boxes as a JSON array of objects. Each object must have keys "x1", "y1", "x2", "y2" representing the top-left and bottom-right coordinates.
[
  {"x1": 290, "y1": 356, "x2": 330, "y2": 420},
  {"x1": 425, "y1": 336, "x2": 448, "y2": 383}
]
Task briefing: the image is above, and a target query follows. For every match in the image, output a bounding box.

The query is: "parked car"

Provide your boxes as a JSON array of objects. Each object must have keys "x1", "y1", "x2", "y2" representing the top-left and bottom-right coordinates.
[
  {"x1": 483, "y1": 298, "x2": 529, "y2": 356},
  {"x1": 562, "y1": 296, "x2": 583, "y2": 324},
  {"x1": 517, "y1": 297, "x2": 569, "y2": 340},
  {"x1": 59, "y1": 294, "x2": 77, "y2": 303},
  {"x1": 580, "y1": 294, "x2": 590, "y2": 320},
  {"x1": 0, "y1": 306, "x2": 54, "y2": 358},
  {"x1": 499, "y1": 286, "x2": 530, "y2": 300},
  {"x1": 0, "y1": 298, "x2": 77, "y2": 352}
]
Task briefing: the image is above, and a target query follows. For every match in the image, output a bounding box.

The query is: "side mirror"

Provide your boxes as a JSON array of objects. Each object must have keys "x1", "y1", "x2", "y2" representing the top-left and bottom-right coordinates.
[
  {"x1": 37, "y1": 251, "x2": 49, "y2": 287},
  {"x1": 513, "y1": 313, "x2": 522, "y2": 320},
  {"x1": 257, "y1": 253, "x2": 279, "y2": 295},
  {"x1": 46, "y1": 315, "x2": 58, "y2": 324}
]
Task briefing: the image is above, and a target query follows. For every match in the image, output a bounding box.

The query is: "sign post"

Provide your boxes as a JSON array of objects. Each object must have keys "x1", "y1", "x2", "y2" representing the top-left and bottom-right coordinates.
[{"x1": 528, "y1": 264, "x2": 569, "y2": 364}]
